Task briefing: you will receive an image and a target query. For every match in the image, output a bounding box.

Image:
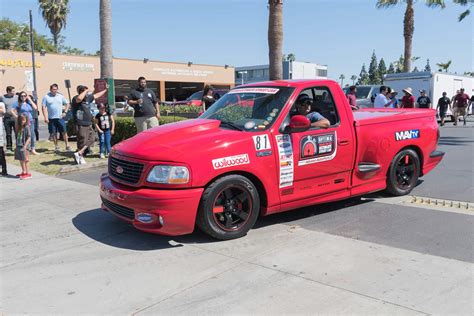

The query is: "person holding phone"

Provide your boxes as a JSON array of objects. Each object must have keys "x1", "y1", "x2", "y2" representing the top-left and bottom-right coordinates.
[{"x1": 128, "y1": 76, "x2": 160, "y2": 133}]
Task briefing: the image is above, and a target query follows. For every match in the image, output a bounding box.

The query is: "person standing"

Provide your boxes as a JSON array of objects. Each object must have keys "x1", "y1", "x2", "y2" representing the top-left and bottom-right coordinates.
[
  {"x1": 346, "y1": 85, "x2": 359, "y2": 110},
  {"x1": 128, "y1": 77, "x2": 160, "y2": 133},
  {"x1": 374, "y1": 86, "x2": 394, "y2": 108},
  {"x1": 95, "y1": 103, "x2": 115, "y2": 159},
  {"x1": 388, "y1": 88, "x2": 398, "y2": 108},
  {"x1": 11, "y1": 92, "x2": 39, "y2": 155},
  {"x1": 71, "y1": 84, "x2": 108, "y2": 164},
  {"x1": 417, "y1": 90, "x2": 432, "y2": 109},
  {"x1": 201, "y1": 85, "x2": 216, "y2": 111},
  {"x1": 452, "y1": 88, "x2": 470, "y2": 126},
  {"x1": 14, "y1": 113, "x2": 32, "y2": 180},
  {"x1": 41, "y1": 83, "x2": 71, "y2": 152},
  {"x1": 0, "y1": 100, "x2": 7, "y2": 176},
  {"x1": 400, "y1": 87, "x2": 415, "y2": 108},
  {"x1": 1, "y1": 86, "x2": 18, "y2": 152},
  {"x1": 436, "y1": 92, "x2": 451, "y2": 126}
]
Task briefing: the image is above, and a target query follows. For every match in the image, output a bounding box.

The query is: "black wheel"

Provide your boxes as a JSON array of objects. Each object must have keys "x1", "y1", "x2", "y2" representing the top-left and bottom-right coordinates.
[
  {"x1": 386, "y1": 149, "x2": 420, "y2": 196},
  {"x1": 197, "y1": 175, "x2": 260, "y2": 240}
]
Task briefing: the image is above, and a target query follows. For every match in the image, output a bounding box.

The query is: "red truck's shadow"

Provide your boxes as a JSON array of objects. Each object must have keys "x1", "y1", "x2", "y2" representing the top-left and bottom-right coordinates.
[{"x1": 72, "y1": 196, "x2": 378, "y2": 250}]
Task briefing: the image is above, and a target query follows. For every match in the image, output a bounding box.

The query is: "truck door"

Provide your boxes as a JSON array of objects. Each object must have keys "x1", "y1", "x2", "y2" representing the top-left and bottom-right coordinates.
[{"x1": 277, "y1": 86, "x2": 355, "y2": 204}]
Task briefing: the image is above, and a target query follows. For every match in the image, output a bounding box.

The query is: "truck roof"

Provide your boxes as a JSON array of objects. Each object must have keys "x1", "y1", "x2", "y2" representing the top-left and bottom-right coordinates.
[{"x1": 237, "y1": 79, "x2": 338, "y2": 88}]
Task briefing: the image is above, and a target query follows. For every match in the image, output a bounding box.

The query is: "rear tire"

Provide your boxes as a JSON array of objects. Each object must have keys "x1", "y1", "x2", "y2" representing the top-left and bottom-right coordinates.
[
  {"x1": 386, "y1": 149, "x2": 420, "y2": 196},
  {"x1": 197, "y1": 175, "x2": 260, "y2": 240}
]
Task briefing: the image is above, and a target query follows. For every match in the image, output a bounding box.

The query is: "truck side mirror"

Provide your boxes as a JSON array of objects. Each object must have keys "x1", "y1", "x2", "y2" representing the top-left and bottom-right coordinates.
[{"x1": 289, "y1": 115, "x2": 310, "y2": 133}]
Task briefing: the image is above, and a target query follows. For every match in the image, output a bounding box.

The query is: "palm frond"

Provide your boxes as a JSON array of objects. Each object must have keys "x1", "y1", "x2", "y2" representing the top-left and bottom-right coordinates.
[
  {"x1": 459, "y1": 9, "x2": 471, "y2": 21},
  {"x1": 426, "y1": 0, "x2": 446, "y2": 9},
  {"x1": 376, "y1": 0, "x2": 400, "y2": 9}
]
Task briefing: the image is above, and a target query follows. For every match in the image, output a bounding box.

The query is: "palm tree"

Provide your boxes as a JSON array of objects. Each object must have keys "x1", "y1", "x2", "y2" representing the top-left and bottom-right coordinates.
[
  {"x1": 100, "y1": 0, "x2": 113, "y2": 78},
  {"x1": 350, "y1": 75, "x2": 357, "y2": 85},
  {"x1": 376, "y1": 0, "x2": 445, "y2": 72},
  {"x1": 339, "y1": 74, "x2": 345, "y2": 86},
  {"x1": 38, "y1": 0, "x2": 69, "y2": 52},
  {"x1": 454, "y1": 0, "x2": 473, "y2": 21},
  {"x1": 286, "y1": 53, "x2": 296, "y2": 62},
  {"x1": 436, "y1": 60, "x2": 452, "y2": 72},
  {"x1": 268, "y1": 0, "x2": 283, "y2": 80}
]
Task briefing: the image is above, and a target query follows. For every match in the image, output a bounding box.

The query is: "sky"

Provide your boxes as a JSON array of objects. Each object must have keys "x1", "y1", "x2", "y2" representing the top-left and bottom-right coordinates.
[{"x1": 1, "y1": 0, "x2": 473, "y2": 81}]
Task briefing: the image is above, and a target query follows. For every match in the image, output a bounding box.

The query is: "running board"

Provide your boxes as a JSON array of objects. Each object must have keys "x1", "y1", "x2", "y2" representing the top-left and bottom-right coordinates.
[{"x1": 358, "y1": 162, "x2": 381, "y2": 173}]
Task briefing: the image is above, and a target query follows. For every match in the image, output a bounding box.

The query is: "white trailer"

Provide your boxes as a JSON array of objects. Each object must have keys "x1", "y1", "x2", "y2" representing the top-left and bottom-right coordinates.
[{"x1": 384, "y1": 72, "x2": 474, "y2": 119}]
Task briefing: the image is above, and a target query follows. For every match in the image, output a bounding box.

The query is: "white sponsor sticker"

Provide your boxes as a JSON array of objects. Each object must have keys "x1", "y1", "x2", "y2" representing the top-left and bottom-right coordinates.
[
  {"x1": 252, "y1": 134, "x2": 271, "y2": 151},
  {"x1": 228, "y1": 88, "x2": 280, "y2": 95},
  {"x1": 276, "y1": 134, "x2": 294, "y2": 188},
  {"x1": 212, "y1": 154, "x2": 250, "y2": 170}
]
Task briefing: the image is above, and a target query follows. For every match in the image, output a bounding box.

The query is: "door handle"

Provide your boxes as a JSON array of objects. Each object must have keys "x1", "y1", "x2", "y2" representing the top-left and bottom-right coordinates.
[{"x1": 338, "y1": 139, "x2": 350, "y2": 146}]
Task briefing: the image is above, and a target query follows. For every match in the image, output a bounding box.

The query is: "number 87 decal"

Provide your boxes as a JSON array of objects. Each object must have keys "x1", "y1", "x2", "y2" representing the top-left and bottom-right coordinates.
[{"x1": 253, "y1": 134, "x2": 271, "y2": 151}]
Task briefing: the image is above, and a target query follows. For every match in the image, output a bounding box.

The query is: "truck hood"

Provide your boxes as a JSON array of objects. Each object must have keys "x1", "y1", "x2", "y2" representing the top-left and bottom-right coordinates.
[{"x1": 113, "y1": 119, "x2": 247, "y2": 162}]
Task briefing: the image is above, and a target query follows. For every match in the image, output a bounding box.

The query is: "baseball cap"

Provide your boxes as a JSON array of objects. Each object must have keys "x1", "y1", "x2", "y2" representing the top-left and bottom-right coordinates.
[
  {"x1": 296, "y1": 94, "x2": 313, "y2": 104},
  {"x1": 419, "y1": 89, "x2": 426, "y2": 93}
]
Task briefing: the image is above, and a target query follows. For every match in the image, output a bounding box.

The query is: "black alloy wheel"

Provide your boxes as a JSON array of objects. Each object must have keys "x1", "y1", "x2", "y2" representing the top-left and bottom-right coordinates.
[
  {"x1": 197, "y1": 175, "x2": 260, "y2": 240},
  {"x1": 386, "y1": 149, "x2": 420, "y2": 196}
]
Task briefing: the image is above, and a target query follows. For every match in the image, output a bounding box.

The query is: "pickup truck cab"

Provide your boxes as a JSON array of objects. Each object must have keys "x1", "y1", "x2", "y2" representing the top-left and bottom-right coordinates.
[{"x1": 100, "y1": 80, "x2": 444, "y2": 240}]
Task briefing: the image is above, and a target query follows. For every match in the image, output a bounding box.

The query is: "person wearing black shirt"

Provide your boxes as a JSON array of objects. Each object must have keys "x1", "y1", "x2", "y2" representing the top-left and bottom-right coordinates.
[
  {"x1": 127, "y1": 76, "x2": 160, "y2": 133},
  {"x1": 71, "y1": 84, "x2": 107, "y2": 164},
  {"x1": 417, "y1": 90, "x2": 431, "y2": 109},
  {"x1": 201, "y1": 85, "x2": 216, "y2": 111},
  {"x1": 436, "y1": 92, "x2": 451, "y2": 126}
]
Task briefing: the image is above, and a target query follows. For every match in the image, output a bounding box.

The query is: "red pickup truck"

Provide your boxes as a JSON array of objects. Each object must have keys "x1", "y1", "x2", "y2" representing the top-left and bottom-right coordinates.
[{"x1": 100, "y1": 80, "x2": 444, "y2": 240}]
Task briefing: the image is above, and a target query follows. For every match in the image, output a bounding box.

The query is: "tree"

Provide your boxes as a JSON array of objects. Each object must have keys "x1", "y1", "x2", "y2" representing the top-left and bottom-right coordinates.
[
  {"x1": 376, "y1": 0, "x2": 445, "y2": 72},
  {"x1": 100, "y1": 0, "x2": 113, "y2": 78},
  {"x1": 339, "y1": 74, "x2": 345, "y2": 86},
  {"x1": 368, "y1": 51, "x2": 380, "y2": 84},
  {"x1": 424, "y1": 58, "x2": 432, "y2": 72},
  {"x1": 357, "y1": 64, "x2": 369, "y2": 85},
  {"x1": 350, "y1": 75, "x2": 358, "y2": 85},
  {"x1": 378, "y1": 58, "x2": 387, "y2": 82},
  {"x1": 454, "y1": 0, "x2": 473, "y2": 21},
  {"x1": 286, "y1": 53, "x2": 296, "y2": 62},
  {"x1": 0, "y1": 18, "x2": 55, "y2": 52},
  {"x1": 436, "y1": 60, "x2": 452, "y2": 72},
  {"x1": 388, "y1": 63, "x2": 396, "y2": 74},
  {"x1": 268, "y1": 0, "x2": 283, "y2": 80},
  {"x1": 38, "y1": 0, "x2": 70, "y2": 52}
]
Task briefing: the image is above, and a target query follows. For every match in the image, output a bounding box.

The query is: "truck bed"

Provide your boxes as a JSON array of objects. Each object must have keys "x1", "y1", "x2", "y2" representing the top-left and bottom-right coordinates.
[{"x1": 353, "y1": 109, "x2": 436, "y2": 126}]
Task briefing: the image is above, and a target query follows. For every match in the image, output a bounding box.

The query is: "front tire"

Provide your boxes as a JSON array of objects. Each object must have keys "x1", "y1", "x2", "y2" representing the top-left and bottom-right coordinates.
[
  {"x1": 197, "y1": 175, "x2": 260, "y2": 240},
  {"x1": 386, "y1": 149, "x2": 420, "y2": 196}
]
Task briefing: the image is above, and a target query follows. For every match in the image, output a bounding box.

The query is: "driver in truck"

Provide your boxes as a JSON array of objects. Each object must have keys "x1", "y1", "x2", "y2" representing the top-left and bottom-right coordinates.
[{"x1": 294, "y1": 94, "x2": 330, "y2": 129}]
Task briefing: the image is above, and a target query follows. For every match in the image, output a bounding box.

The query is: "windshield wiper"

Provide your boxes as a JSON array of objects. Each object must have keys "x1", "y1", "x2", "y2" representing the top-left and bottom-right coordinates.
[{"x1": 220, "y1": 120, "x2": 244, "y2": 131}]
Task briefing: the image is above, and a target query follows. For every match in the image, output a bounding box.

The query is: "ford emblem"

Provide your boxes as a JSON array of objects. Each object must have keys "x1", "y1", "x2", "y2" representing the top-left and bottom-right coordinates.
[
  {"x1": 137, "y1": 213, "x2": 154, "y2": 223},
  {"x1": 116, "y1": 166, "x2": 124, "y2": 174}
]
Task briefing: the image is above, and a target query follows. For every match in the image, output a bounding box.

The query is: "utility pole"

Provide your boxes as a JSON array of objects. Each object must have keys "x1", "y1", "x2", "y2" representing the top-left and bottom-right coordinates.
[{"x1": 29, "y1": 10, "x2": 38, "y2": 100}]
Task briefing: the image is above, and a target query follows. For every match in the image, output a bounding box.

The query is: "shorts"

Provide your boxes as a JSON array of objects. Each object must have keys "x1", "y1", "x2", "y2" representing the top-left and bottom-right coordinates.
[
  {"x1": 77, "y1": 125, "x2": 95, "y2": 151},
  {"x1": 439, "y1": 107, "x2": 448, "y2": 118},
  {"x1": 454, "y1": 106, "x2": 466, "y2": 117},
  {"x1": 48, "y1": 118, "x2": 66, "y2": 134},
  {"x1": 14, "y1": 146, "x2": 29, "y2": 162}
]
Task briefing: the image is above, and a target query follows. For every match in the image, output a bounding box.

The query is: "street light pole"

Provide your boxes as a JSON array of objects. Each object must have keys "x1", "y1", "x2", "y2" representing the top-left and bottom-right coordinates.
[{"x1": 29, "y1": 10, "x2": 38, "y2": 100}]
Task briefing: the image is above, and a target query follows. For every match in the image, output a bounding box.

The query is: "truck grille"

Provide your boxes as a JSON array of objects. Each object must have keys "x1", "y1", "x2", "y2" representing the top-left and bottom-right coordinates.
[
  {"x1": 101, "y1": 197, "x2": 135, "y2": 220},
  {"x1": 109, "y1": 156, "x2": 144, "y2": 184}
]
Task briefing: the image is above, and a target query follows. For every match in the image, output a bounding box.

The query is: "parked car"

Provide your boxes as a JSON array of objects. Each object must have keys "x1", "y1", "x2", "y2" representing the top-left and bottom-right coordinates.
[
  {"x1": 172, "y1": 89, "x2": 229, "y2": 107},
  {"x1": 100, "y1": 80, "x2": 444, "y2": 240},
  {"x1": 343, "y1": 85, "x2": 381, "y2": 108}
]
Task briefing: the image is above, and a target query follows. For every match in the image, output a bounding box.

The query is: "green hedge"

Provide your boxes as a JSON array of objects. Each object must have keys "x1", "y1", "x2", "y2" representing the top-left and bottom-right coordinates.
[{"x1": 66, "y1": 116, "x2": 188, "y2": 145}]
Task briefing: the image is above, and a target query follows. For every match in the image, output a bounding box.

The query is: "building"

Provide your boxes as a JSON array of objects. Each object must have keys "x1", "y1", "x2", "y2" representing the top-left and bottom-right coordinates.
[
  {"x1": 235, "y1": 60, "x2": 328, "y2": 85},
  {"x1": 0, "y1": 50, "x2": 235, "y2": 102}
]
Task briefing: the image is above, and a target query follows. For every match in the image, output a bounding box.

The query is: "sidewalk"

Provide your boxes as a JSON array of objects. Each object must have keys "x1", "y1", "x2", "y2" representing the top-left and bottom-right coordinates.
[{"x1": 1, "y1": 165, "x2": 473, "y2": 314}]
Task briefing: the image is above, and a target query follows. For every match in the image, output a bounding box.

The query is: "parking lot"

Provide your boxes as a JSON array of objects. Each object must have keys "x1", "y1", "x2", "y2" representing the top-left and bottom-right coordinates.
[{"x1": 1, "y1": 122, "x2": 473, "y2": 314}]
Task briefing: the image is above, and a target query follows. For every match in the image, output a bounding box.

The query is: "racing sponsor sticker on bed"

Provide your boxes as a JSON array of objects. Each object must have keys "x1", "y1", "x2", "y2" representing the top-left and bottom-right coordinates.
[
  {"x1": 276, "y1": 134, "x2": 294, "y2": 188},
  {"x1": 298, "y1": 132, "x2": 337, "y2": 166},
  {"x1": 228, "y1": 88, "x2": 280, "y2": 95},
  {"x1": 253, "y1": 134, "x2": 271, "y2": 151},
  {"x1": 212, "y1": 154, "x2": 250, "y2": 170},
  {"x1": 395, "y1": 129, "x2": 420, "y2": 141}
]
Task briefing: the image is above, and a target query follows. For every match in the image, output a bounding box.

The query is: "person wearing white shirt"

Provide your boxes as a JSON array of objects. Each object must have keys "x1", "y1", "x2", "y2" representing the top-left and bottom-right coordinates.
[{"x1": 374, "y1": 86, "x2": 394, "y2": 108}]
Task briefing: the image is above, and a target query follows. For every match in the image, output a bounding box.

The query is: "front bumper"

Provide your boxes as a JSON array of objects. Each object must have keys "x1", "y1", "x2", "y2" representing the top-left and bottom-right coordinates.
[{"x1": 99, "y1": 174, "x2": 204, "y2": 236}]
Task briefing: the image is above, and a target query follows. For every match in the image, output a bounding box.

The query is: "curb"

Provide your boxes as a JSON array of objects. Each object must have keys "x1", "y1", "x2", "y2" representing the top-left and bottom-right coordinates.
[{"x1": 56, "y1": 160, "x2": 108, "y2": 176}]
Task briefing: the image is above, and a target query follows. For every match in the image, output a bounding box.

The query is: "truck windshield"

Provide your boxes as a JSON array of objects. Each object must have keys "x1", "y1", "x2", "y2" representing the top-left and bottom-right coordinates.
[{"x1": 200, "y1": 86, "x2": 295, "y2": 131}]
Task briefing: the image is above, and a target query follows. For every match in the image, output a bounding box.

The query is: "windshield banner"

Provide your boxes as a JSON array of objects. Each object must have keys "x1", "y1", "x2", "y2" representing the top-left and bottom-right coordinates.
[{"x1": 228, "y1": 88, "x2": 280, "y2": 95}]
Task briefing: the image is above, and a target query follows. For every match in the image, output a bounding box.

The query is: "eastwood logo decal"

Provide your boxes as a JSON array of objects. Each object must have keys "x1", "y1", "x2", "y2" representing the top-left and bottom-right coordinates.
[
  {"x1": 395, "y1": 129, "x2": 420, "y2": 141},
  {"x1": 212, "y1": 154, "x2": 250, "y2": 170}
]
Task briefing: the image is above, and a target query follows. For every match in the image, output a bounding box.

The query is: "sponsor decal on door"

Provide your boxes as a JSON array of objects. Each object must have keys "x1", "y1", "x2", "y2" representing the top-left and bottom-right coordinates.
[
  {"x1": 276, "y1": 134, "x2": 294, "y2": 188},
  {"x1": 298, "y1": 132, "x2": 337, "y2": 166}
]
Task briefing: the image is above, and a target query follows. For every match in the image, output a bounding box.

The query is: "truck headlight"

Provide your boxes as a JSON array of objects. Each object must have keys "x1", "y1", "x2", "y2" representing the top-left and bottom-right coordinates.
[{"x1": 147, "y1": 165, "x2": 190, "y2": 184}]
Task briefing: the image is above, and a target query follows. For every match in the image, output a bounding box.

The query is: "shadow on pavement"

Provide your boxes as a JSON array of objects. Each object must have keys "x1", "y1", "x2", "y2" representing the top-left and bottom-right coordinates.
[{"x1": 72, "y1": 208, "x2": 216, "y2": 250}]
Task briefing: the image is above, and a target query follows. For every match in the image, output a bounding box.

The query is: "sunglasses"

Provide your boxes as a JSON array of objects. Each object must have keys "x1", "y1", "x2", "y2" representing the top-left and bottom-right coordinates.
[{"x1": 20, "y1": 95, "x2": 27, "y2": 98}]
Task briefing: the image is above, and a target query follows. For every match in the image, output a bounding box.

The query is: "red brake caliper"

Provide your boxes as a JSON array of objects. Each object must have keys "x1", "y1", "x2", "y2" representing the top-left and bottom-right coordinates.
[
  {"x1": 213, "y1": 206, "x2": 224, "y2": 214},
  {"x1": 405, "y1": 155, "x2": 409, "y2": 165}
]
